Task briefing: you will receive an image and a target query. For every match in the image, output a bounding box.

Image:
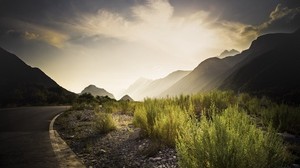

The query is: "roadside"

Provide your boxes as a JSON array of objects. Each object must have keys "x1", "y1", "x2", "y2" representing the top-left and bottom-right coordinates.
[
  {"x1": 49, "y1": 113, "x2": 85, "y2": 168},
  {"x1": 54, "y1": 109, "x2": 178, "y2": 168}
]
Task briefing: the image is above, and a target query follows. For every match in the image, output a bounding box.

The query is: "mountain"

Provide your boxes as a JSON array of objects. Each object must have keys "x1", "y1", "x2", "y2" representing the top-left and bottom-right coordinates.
[
  {"x1": 219, "y1": 29, "x2": 300, "y2": 103},
  {"x1": 0, "y1": 47, "x2": 76, "y2": 107},
  {"x1": 125, "y1": 70, "x2": 190, "y2": 100},
  {"x1": 160, "y1": 29, "x2": 300, "y2": 103},
  {"x1": 160, "y1": 55, "x2": 245, "y2": 97},
  {"x1": 124, "y1": 78, "x2": 153, "y2": 100},
  {"x1": 119, "y1": 95, "x2": 134, "y2": 101},
  {"x1": 81, "y1": 85, "x2": 115, "y2": 99},
  {"x1": 218, "y1": 49, "x2": 240, "y2": 58}
]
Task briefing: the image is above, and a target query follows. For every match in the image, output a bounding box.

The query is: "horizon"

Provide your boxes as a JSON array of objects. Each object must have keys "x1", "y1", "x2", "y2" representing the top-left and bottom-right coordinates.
[{"x1": 1, "y1": 0, "x2": 300, "y2": 98}]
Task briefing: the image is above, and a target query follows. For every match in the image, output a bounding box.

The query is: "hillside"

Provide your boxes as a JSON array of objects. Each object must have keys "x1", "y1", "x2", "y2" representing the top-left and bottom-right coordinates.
[
  {"x1": 159, "y1": 29, "x2": 300, "y2": 103},
  {"x1": 220, "y1": 29, "x2": 300, "y2": 103},
  {"x1": 123, "y1": 78, "x2": 153, "y2": 100},
  {"x1": 81, "y1": 85, "x2": 115, "y2": 99},
  {"x1": 125, "y1": 70, "x2": 190, "y2": 100},
  {"x1": 160, "y1": 55, "x2": 244, "y2": 97},
  {"x1": 0, "y1": 47, "x2": 76, "y2": 107}
]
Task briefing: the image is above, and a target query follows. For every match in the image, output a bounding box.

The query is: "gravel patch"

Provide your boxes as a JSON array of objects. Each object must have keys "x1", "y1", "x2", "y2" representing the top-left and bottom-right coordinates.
[{"x1": 54, "y1": 110, "x2": 179, "y2": 168}]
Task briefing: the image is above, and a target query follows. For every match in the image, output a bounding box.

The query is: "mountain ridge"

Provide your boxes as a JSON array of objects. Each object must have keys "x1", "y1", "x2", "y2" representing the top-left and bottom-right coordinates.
[
  {"x1": 125, "y1": 70, "x2": 190, "y2": 100},
  {"x1": 0, "y1": 47, "x2": 76, "y2": 107}
]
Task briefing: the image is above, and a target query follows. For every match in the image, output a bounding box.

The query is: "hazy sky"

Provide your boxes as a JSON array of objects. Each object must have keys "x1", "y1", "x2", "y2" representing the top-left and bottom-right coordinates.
[{"x1": 0, "y1": 0, "x2": 299, "y2": 98}]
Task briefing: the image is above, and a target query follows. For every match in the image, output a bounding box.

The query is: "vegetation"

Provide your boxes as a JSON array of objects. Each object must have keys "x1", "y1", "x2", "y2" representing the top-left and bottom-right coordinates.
[
  {"x1": 131, "y1": 91, "x2": 298, "y2": 167},
  {"x1": 0, "y1": 85, "x2": 77, "y2": 107},
  {"x1": 94, "y1": 112, "x2": 116, "y2": 134},
  {"x1": 176, "y1": 106, "x2": 289, "y2": 168},
  {"x1": 70, "y1": 93, "x2": 139, "y2": 135},
  {"x1": 68, "y1": 91, "x2": 299, "y2": 167},
  {"x1": 133, "y1": 99, "x2": 188, "y2": 146}
]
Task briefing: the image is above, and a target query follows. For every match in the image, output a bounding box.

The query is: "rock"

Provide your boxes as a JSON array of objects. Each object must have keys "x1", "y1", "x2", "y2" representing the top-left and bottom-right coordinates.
[
  {"x1": 150, "y1": 157, "x2": 162, "y2": 162},
  {"x1": 129, "y1": 128, "x2": 141, "y2": 140},
  {"x1": 99, "y1": 149, "x2": 106, "y2": 153}
]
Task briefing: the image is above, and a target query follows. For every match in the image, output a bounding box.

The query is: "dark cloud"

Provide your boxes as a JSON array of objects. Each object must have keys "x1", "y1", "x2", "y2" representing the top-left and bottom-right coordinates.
[
  {"x1": 0, "y1": 0, "x2": 299, "y2": 51},
  {"x1": 69, "y1": 34, "x2": 122, "y2": 47},
  {"x1": 237, "y1": 3, "x2": 300, "y2": 40},
  {"x1": 170, "y1": 0, "x2": 280, "y2": 25}
]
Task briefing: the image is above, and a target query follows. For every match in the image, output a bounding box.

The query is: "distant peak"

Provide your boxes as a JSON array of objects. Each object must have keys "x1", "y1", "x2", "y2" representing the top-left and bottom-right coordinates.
[
  {"x1": 81, "y1": 84, "x2": 115, "y2": 99},
  {"x1": 219, "y1": 49, "x2": 240, "y2": 58},
  {"x1": 120, "y1": 94, "x2": 134, "y2": 101},
  {"x1": 87, "y1": 84, "x2": 97, "y2": 88}
]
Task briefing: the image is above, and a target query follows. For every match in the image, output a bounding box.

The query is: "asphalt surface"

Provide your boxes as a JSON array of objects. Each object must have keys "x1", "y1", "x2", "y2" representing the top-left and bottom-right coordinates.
[{"x1": 0, "y1": 106, "x2": 69, "y2": 168}]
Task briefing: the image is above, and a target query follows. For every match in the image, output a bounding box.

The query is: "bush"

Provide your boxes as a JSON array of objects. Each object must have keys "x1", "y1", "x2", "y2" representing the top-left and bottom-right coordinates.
[
  {"x1": 94, "y1": 112, "x2": 116, "y2": 134},
  {"x1": 153, "y1": 104, "x2": 188, "y2": 146},
  {"x1": 133, "y1": 98, "x2": 188, "y2": 146},
  {"x1": 176, "y1": 106, "x2": 289, "y2": 168},
  {"x1": 260, "y1": 104, "x2": 300, "y2": 135}
]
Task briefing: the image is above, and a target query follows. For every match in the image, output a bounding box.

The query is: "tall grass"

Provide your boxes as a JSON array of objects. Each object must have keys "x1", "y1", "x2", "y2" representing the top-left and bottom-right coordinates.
[
  {"x1": 176, "y1": 106, "x2": 289, "y2": 168},
  {"x1": 237, "y1": 94, "x2": 300, "y2": 134},
  {"x1": 132, "y1": 91, "x2": 296, "y2": 167},
  {"x1": 133, "y1": 98, "x2": 188, "y2": 146},
  {"x1": 94, "y1": 112, "x2": 116, "y2": 134}
]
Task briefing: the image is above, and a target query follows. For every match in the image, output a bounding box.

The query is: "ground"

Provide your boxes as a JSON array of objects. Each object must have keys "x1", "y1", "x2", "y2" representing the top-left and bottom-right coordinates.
[{"x1": 54, "y1": 109, "x2": 178, "y2": 168}]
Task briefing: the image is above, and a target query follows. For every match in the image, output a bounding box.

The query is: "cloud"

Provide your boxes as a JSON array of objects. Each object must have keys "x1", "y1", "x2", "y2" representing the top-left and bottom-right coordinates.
[
  {"x1": 23, "y1": 31, "x2": 40, "y2": 40},
  {"x1": 22, "y1": 25, "x2": 69, "y2": 48},
  {"x1": 270, "y1": 4, "x2": 295, "y2": 21},
  {"x1": 132, "y1": 0, "x2": 173, "y2": 23},
  {"x1": 70, "y1": 0, "x2": 260, "y2": 59},
  {"x1": 3, "y1": 19, "x2": 69, "y2": 48},
  {"x1": 240, "y1": 4, "x2": 300, "y2": 36}
]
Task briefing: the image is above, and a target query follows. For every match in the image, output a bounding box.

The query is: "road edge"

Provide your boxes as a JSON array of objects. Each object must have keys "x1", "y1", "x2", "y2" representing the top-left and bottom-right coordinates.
[{"x1": 49, "y1": 112, "x2": 86, "y2": 168}]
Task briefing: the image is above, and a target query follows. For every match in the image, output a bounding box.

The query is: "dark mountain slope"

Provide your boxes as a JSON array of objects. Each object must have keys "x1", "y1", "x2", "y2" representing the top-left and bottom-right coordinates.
[
  {"x1": 220, "y1": 29, "x2": 300, "y2": 103},
  {"x1": 0, "y1": 47, "x2": 76, "y2": 107},
  {"x1": 160, "y1": 55, "x2": 244, "y2": 97}
]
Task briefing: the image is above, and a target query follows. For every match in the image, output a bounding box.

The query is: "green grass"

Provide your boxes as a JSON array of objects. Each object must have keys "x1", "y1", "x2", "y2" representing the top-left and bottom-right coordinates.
[
  {"x1": 93, "y1": 112, "x2": 116, "y2": 134},
  {"x1": 176, "y1": 106, "x2": 289, "y2": 168},
  {"x1": 133, "y1": 98, "x2": 189, "y2": 146},
  {"x1": 131, "y1": 91, "x2": 296, "y2": 167},
  {"x1": 70, "y1": 90, "x2": 298, "y2": 167}
]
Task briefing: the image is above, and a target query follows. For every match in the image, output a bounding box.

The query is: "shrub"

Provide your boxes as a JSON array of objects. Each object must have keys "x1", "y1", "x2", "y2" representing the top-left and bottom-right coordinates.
[
  {"x1": 133, "y1": 104, "x2": 148, "y2": 136},
  {"x1": 133, "y1": 98, "x2": 188, "y2": 146},
  {"x1": 94, "y1": 112, "x2": 116, "y2": 134},
  {"x1": 260, "y1": 104, "x2": 300, "y2": 134},
  {"x1": 176, "y1": 106, "x2": 289, "y2": 168},
  {"x1": 153, "y1": 104, "x2": 188, "y2": 146}
]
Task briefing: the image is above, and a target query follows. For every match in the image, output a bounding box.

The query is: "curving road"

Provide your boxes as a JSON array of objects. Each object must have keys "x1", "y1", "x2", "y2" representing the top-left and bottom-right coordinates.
[{"x1": 0, "y1": 106, "x2": 69, "y2": 168}]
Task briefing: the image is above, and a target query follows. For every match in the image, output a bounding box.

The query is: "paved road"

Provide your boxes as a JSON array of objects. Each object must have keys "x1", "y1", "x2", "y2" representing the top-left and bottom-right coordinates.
[{"x1": 0, "y1": 106, "x2": 69, "y2": 168}]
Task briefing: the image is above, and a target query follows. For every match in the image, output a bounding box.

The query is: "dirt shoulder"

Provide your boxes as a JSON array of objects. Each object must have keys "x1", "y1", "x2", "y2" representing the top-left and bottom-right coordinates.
[{"x1": 54, "y1": 109, "x2": 178, "y2": 168}]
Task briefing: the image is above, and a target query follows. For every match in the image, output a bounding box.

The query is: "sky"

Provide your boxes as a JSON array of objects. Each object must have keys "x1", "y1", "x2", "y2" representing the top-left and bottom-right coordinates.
[{"x1": 0, "y1": 0, "x2": 300, "y2": 98}]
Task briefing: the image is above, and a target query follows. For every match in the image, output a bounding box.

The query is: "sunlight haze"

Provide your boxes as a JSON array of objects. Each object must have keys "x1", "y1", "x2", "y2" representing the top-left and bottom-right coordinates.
[{"x1": 1, "y1": 0, "x2": 299, "y2": 98}]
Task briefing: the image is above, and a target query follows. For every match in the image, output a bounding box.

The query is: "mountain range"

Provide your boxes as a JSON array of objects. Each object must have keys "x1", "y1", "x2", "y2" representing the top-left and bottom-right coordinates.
[
  {"x1": 127, "y1": 29, "x2": 300, "y2": 103},
  {"x1": 1, "y1": 29, "x2": 299, "y2": 105},
  {"x1": 220, "y1": 29, "x2": 300, "y2": 103},
  {"x1": 0, "y1": 47, "x2": 76, "y2": 107},
  {"x1": 124, "y1": 70, "x2": 190, "y2": 100},
  {"x1": 81, "y1": 85, "x2": 115, "y2": 99}
]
